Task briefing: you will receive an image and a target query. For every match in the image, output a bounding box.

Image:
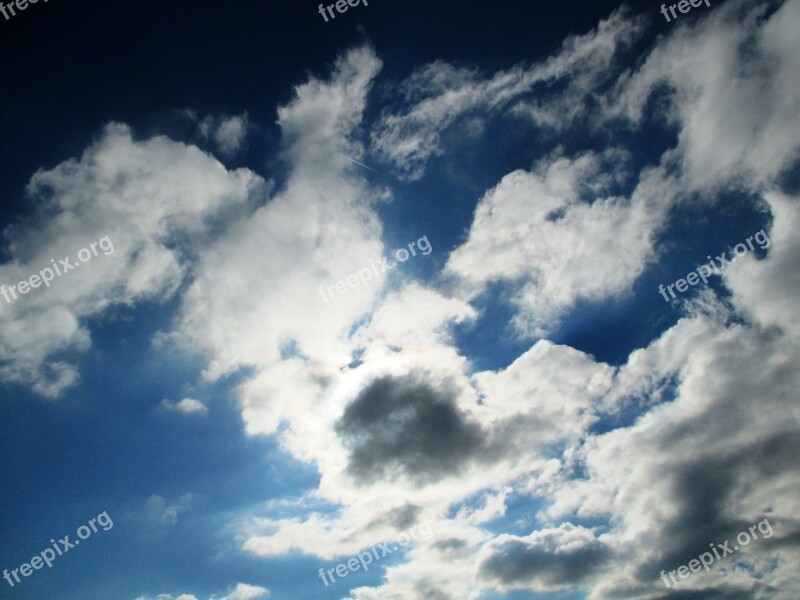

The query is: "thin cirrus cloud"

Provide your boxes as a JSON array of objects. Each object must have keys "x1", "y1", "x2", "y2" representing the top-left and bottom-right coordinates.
[{"x1": 369, "y1": 6, "x2": 646, "y2": 181}]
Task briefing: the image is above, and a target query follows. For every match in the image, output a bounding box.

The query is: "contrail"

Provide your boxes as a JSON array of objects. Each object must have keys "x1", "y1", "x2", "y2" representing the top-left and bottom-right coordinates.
[{"x1": 340, "y1": 154, "x2": 383, "y2": 175}]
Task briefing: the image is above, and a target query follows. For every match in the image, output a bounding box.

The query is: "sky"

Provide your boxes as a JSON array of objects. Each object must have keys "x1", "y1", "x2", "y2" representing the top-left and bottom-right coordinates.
[{"x1": 0, "y1": 0, "x2": 799, "y2": 598}]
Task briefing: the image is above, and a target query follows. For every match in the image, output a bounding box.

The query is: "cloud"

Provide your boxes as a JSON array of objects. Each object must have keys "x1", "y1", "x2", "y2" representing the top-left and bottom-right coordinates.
[
  {"x1": 0, "y1": 122, "x2": 261, "y2": 397},
  {"x1": 725, "y1": 191, "x2": 800, "y2": 337},
  {"x1": 143, "y1": 493, "x2": 194, "y2": 525},
  {"x1": 213, "y1": 583, "x2": 269, "y2": 600},
  {"x1": 574, "y1": 309, "x2": 800, "y2": 598},
  {"x1": 159, "y1": 397, "x2": 208, "y2": 416},
  {"x1": 445, "y1": 149, "x2": 668, "y2": 335},
  {"x1": 478, "y1": 524, "x2": 612, "y2": 591},
  {"x1": 335, "y1": 373, "x2": 486, "y2": 484},
  {"x1": 608, "y1": 0, "x2": 800, "y2": 191},
  {"x1": 134, "y1": 584, "x2": 268, "y2": 600},
  {"x1": 200, "y1": 113, "x2": 251, "y2": 159},
  {"x1": 370, "y1": 7, "x2": 645, "y2": 180},
  {"x1": 134, "y1": 595, "x2": 198, "y2": 600},
  {"x1": 272, "y1": 3, "x2": 799, "y2": 598},
  {"x1": 10, "y1": 0, "x2": 798, "y2": 595},
  {"x1": 117, "y1": 7, "x2": 800, "y2": 595},
  {"x1": 173, "y1": 46, "x2": 386, "y2": 384}
]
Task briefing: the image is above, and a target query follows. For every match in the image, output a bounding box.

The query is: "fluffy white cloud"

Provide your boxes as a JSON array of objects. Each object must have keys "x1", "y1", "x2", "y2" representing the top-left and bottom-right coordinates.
[
  {"x1": 273, "y1": 2, "x2": 799, "y2": 598},
  {"x1": 7, "y1": 0, "x2": 799, "y2": 596},
  {"x1": 445, "y1": 149, "x2": 670, "y2": 335},
  {"x1": 726, "y1": 191, "x2": 800, "y2": 336},
  {"x1": 0, "y1": 123, "x2": 261, "y2": 397},
  {"x1": 219, "y1": 6, "x2": 800, "y2": 596},
  {"x1": 609, "y1": 0, "x2": 800, "y2": 191},
  {"x1": 174, "y1": 47, "x2": 386, "y2": 383}
]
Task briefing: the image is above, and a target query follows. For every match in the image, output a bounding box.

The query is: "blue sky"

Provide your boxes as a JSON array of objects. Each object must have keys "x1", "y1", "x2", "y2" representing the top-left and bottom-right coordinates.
[{"x1": 1, "y1": 0, "x2": 799, "y2": 598}]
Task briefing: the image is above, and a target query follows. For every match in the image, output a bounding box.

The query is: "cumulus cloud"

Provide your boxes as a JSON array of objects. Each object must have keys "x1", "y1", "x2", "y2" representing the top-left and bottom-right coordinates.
[
  {"x1": 335, "y1": 373, "x2": 486, "y2": 484},
  {"x1": 561, "y1": 308, "x2": 800, "y2": 599},
  {"x1": 174, "y1": 46, "x2": 386, "y2": 384},
  {"x1": 478, "y1": 524, "x2": 612, "y2": 591},
  {"x1": 608, "y1": 0, "x2": 800, "y2": 191},
  {"x1": 726, "y1": 191, "x2": 800, "y2": 337},
  {"x1": 0, "y1": 122, "x2": 261, "y2": 397},
  {"x1": 159, "y1": 397, "x2": 208, "y2": 416},
  {"x1": 293, "y1": 2, "x2": 799, "y2": 598},
  {"x1": 8, "y1": 0, "x2": 799, "y2": 597},
  {"x1": 445, "y1": 149, "x2": 669, "y2": 335}
]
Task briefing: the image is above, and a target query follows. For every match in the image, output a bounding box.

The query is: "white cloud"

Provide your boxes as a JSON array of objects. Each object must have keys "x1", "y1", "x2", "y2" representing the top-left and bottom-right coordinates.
[
  {"x1": 134, "y1": 584, "x2": 268, "y2": 600},
  {"x1": 134, "y1": 595, "x2": 198, "y2": 600},
  {"x1": 200, "y1": 113, "x2": 251, "y2": 159},
  {"x1": 174, "y1": 46, "x2": 386, "y2": 383},
  {"x1": 249, "y1": 3, "x2": 799, "y2": 598},
  {"x1": 609, "y1": 0, "x2": 800, "y2": 191},
  {"x1": 445, "y1": 149, "x2": 669, "y2": 335},
  {"x1": 213, "y1": 583, "x2": 269, "y2": 600},
  {"x1": 7, "y1": 1, "x2": 799, "y2": 596},
  {"x1": 159, "y1": 397, "x2": 208, "y2": 416},
  {"x1": 0, "y1": 122, "x2": 261, "y2": 397},
  {"x1": 725, "y1": 191, "x2": 800, "y2": 336},
  {"x1": 370, "y1": 7, "x2": 645, "y2": 180},
  {"x1": 181, "y1": 15, "x2": 799, "y2": 597}
]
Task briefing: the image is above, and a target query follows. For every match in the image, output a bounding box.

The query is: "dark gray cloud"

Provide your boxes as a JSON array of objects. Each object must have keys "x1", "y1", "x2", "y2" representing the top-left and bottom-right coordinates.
[
  {"x1": 634, "y1": 431, "x2": 800, "y2": 583},
  {"x1": 650, "y1": 589, "x2": 758, "y2": 600},
  {"x1": 366, "y1": 503, "x2": 421, "y2": 530},
  {"x1": 389, "y1": 503, "x2": 421, "y2": 529},
  {"x1": 335, "y1": 373, "x2": 486, "y2": 483},
  {"x1": 479, "y1": 534, "x2": 612, "y2": 588}
]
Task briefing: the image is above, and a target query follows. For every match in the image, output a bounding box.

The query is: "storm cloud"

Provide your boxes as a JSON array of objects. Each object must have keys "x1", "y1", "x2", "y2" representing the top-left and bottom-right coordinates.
[
  {"x1": 335, "y1": 373, "x2": 486, "y2": 483},
  {"x1": 479, "y1": 525, "x2": 613, "y2": 590}
]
